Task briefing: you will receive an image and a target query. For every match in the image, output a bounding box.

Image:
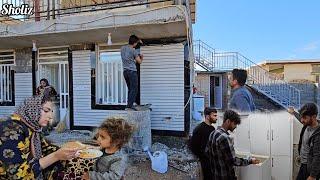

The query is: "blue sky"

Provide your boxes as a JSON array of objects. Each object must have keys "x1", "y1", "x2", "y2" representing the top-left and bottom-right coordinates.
[{"x1": 193, "y1": 0, "x2": 320, "y2": 63}]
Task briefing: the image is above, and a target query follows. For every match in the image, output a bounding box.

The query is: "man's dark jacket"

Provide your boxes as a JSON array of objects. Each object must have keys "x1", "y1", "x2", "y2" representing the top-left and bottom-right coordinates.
[{"x1": 307, "y1": 126, "x2": 320, "y2": 179}]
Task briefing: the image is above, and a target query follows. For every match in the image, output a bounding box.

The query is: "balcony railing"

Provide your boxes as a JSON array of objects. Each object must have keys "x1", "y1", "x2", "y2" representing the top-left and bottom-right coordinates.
[{"x1": 0, "y1": 0, "x2": 188, "y2": 23}]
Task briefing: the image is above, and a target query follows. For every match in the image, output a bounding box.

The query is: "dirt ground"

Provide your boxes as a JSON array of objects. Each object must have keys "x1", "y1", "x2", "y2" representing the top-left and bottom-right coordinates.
[
  {"x1": 124, "y1": 161, "x2": 201, "y2": 180},
  {"x1": 123, "y1": 135, "x2": 201, "y2": 180}
]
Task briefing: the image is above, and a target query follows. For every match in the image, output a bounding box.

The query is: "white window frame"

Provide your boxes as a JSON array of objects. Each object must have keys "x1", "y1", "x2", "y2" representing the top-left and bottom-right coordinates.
[
  {"x1": 96, "y1": 46, "x2": 128, "y2": 105},
  {"x1": 0, "y1": 50, "x2": 15, "y2": 103}
]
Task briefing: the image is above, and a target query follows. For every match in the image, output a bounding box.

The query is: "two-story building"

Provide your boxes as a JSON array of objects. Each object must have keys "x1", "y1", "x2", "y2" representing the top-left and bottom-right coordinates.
[{"x1": 0, "y1": 0, "x2": 196, "y2": 136}]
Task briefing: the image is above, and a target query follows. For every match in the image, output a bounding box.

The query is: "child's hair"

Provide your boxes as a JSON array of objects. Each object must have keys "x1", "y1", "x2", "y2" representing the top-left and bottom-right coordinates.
[{"x1": 99, "y1": 117, "x2": 135, "y2": 148}]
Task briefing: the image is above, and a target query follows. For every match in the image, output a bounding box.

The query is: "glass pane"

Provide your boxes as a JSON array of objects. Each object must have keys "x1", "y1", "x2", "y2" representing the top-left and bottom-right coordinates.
[
  {"x1": 38, "y1": 64, "x2": 59, "y2": 92},
  {"x1": 66, "y1": 95, "x2": 68, "y2": 108},
  {"x1": 100, "y1": 52, "x2": 121, "y2": 63},
  {"x1": 65, "y1": 64, "x2": 69, "y2": 93},
  {"x1": 61, "y1": 64, "x2": 64, "y2": 93},
  {"x1": 61, "y1": 95, "x2": 65, "y2": 108},
  {"x1": 98, "y1": 51, "x2": 127, "y2": 105}
]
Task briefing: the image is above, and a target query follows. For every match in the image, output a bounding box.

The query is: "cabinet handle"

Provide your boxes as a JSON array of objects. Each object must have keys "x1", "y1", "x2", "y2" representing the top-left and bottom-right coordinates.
[
  {"x1": 267, "y1": 130, "x2": 269, "y2": 140},
  {"x1": 272, "y1": 158, "x2": 274, "y2": 167},
  {"x1": 271, "y1": 130, "x2": 274, "y2": 141},
  {"x1": 248, "y1": 131, "x2": 250, "y2": 139}
]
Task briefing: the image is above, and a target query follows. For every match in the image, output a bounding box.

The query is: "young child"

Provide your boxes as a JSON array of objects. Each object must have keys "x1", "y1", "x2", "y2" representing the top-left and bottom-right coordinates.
[{"x1": 82, "y1": 117, "x2": 135, "y2": 180}]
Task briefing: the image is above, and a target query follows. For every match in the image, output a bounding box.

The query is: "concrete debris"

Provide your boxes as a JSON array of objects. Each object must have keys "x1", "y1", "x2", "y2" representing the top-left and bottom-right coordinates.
[{"x1": 151, "y1": 142, "x2": 170, "y2": 153}]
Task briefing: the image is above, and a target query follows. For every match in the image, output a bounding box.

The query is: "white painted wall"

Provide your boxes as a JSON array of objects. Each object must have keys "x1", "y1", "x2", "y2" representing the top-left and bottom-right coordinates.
[
  {"x1": 141, "y1": 44, "x2": 185, "y2": 131},
  {"x1": 284, "y1": 64, "x2": 313, "y2": 82},
  {"x1": 0, "y1": 73, "x2": 32, "y2": 118},
  {"x1": 72, "y1": 50, "x2": 127, "y2": 127}
]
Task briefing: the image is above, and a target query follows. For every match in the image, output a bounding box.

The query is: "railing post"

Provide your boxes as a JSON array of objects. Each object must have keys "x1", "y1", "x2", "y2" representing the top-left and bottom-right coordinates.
[
  {"x1": 199, "y1": 41, "x2": 201, "y2": 63},
  {"x1": 288, "y1": 87, "x2": 291, "y2": 107},
  {"x1": 298, "y1": 90, "x2": 301, "y2": 108},
  {"x1": 35, "y1": 0, "x2": 41, "y2": 21},
  {"x1": 211, "y1": 51, "x2": 214, "y2": 70},
  {"x1": 236, "y1": 53, "x2": 239, "y2": 69}
]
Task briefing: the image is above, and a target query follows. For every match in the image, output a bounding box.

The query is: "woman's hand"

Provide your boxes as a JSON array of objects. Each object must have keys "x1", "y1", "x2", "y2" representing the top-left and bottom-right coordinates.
[
  {"x1": 54, "y1": 147, "x2": 79, "y2": 160},
  {"x1": 40, "y1": 147, "x2": 79, "y2": 169},
  {"x1": 82, "y1": 172, "x2": 90, "y2": 180}
]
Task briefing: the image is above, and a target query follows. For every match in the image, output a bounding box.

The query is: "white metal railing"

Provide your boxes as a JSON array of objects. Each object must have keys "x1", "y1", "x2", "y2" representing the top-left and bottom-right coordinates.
[
  {"x1": 0, "y1": 65, "x2": 13, "y2": 102},
  {"x1": 193, "y1": 40, "x2": 301, "y2": 109},
  {"x1": 98, "y1": 51, "x2": 127, "y2": 105}
]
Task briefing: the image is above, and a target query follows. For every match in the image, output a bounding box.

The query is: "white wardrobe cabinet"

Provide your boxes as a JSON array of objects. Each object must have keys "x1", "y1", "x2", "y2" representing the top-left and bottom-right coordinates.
[
  {"x1": 234, "y1": 112, "x2": 293, "y2": 180},
  {"x1": 249, "y1": 113, "x2": 271, "y2": 156},
  {"x1": 235, "y1": 115, "x2": 251, "y2": 153},
  {"x1": 270, "y1": 112, "x2": 292, "y2": 156}
]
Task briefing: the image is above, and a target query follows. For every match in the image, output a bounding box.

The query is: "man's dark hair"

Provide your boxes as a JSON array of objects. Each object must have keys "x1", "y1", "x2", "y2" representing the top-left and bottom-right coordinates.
[
  {"x1": 223, "y1": 110, "x2": 241, "y2": 124},
  {"x1": 299, "y1": 103, "x2": 318, "y2": 117},
  {"x1": 129, "y1": 35, "x2": 139, "y2": 45},
  {"x1": 204, "y1": 107, "x2": 217, "y2": 116},
  {"x1": 232, "y1": 69, "x2": 247, "y2": 86}
]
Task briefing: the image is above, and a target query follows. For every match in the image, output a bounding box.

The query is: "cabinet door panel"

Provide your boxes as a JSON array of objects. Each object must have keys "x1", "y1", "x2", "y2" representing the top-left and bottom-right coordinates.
[
  {"x1": 249, "y1": 113, "x2": 271, "y2": 156},
  {"x1": 234, "y1": 115, "x2": 250, "y2": 153},
  {"x1": 271, "y1": 156, "x2": 291, "y2": 180},
  {"x1": 270, "y1": 112, "x2": 292, "y2": 156}
]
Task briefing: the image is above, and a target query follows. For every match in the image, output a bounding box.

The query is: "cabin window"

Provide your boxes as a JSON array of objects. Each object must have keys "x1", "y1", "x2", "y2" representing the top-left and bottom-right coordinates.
[
  {"x1": 0, "y1": 50, "x2": 15, "y2": 105},
  {"x1": 96, "y1": 51, "x2": 128, "y2": 105}
]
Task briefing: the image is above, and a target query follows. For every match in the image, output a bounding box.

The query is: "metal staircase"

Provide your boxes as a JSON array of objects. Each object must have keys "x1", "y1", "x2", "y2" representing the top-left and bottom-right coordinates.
[{"x1": 193, "y1": 40, "x2": 301, "y2": 109}]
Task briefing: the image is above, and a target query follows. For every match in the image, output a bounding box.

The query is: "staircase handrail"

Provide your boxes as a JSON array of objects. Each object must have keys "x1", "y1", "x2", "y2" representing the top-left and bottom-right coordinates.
[{"x1": 194, "y1": 39, "x2": 301, "y2": 108}]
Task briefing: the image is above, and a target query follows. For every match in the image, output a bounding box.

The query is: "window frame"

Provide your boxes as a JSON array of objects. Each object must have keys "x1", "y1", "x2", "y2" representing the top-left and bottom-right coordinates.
[
  {"x1": 91, "y1": 44, "x2": 140, "y2": 110},
  {"x1": 0, "y1": 50, "x2": 15, "y2": 106}
]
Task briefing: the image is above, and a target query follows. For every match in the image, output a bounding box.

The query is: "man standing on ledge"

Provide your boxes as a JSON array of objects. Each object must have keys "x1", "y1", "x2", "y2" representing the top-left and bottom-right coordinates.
[
  {"x1": 121, "y1": 35, "x2": 143, "y2": 110},
  {"x1": 229, "y1": 69, "x2": 256, "y2": 113}
]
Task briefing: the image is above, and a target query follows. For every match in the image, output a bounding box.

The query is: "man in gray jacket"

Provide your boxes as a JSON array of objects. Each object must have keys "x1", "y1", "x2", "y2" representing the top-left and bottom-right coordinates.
[{"x1": 297, "y1": 103, "x2": 320, "y2": 180}]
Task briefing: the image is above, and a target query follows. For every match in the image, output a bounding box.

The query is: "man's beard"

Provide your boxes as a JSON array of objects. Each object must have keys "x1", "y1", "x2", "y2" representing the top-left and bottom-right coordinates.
[{"x1": 209, "y1": 119, "x2": 217, "y2": 124}]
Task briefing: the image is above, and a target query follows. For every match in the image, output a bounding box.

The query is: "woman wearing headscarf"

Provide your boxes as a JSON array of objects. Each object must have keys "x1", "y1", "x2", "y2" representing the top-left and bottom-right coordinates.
[
  {"x1": 36, "y1": 78, "x2": 57, "y2": 98},
  {"x1": 0, "y1": 96, "x2": 79, "y2": 179}
]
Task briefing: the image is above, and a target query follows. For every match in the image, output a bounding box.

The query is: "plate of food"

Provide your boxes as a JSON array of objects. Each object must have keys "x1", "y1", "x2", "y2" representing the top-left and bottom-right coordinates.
[{"x1": 78, "y1": 149, "x2": 103, "y2": 159}]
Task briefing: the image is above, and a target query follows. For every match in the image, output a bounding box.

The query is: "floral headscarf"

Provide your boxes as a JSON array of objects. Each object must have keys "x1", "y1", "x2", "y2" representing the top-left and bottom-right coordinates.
[{"x1": 14, "y1": 96, "x2": 45, "y2": 159}]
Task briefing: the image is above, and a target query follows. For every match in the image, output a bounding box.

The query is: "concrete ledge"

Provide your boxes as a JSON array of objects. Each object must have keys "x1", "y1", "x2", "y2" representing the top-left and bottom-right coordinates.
[{"x1": 0, "y1": 6, "x2": 187, "y2": 49}]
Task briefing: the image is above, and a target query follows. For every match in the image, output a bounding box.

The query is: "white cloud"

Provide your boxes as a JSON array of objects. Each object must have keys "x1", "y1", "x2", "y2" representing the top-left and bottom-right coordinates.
[
  {"x1": 300, "y1": 41, "x2": 318, "y2": 52},
  {"x1": 287, "y1": 54, "x2": 297, "y2": 59}
]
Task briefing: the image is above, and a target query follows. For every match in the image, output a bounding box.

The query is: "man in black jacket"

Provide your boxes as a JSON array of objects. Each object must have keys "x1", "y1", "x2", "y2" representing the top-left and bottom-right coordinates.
[
  {"x1": 289, "y1": 103, "x2": 320, "y2": 180},
  {"x1": 189, "y1": 107, "x2": 217, "y2": 180}
]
